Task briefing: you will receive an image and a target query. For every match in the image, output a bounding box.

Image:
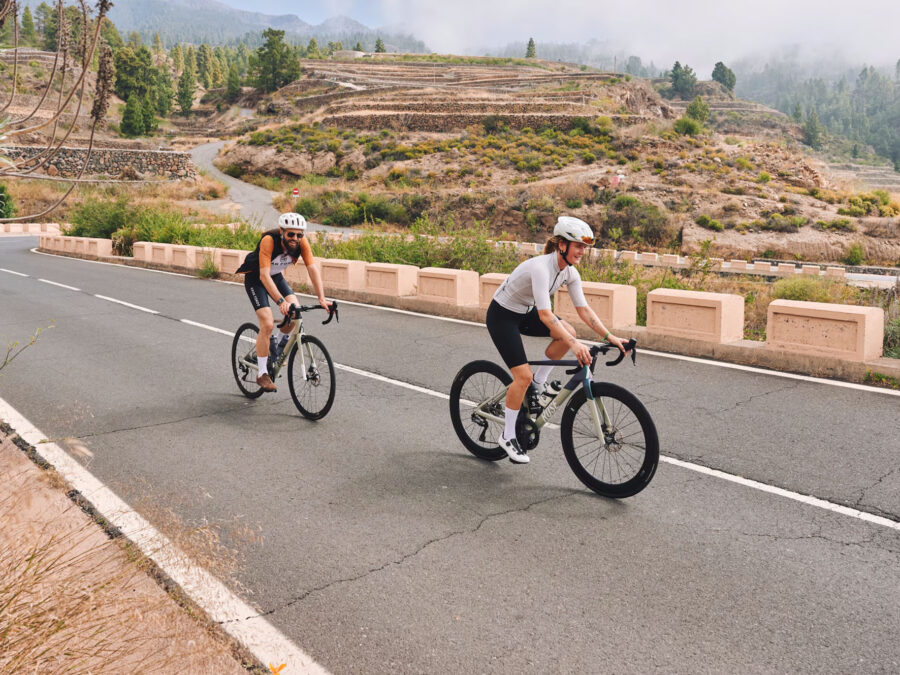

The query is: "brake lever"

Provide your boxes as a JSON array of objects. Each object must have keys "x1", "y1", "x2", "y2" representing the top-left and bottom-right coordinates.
[
  {"x1": 605, "y1": 338, "x2": 637, "y2": 366},
  {"x1": 322, "y1": 301, "x2": 339, "y2": 325}
]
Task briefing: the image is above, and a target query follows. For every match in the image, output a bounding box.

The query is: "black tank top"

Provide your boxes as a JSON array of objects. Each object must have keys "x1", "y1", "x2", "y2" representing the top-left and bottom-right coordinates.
[{"x1": 236, "y1": 229, "x2": 297, "y2": 275}]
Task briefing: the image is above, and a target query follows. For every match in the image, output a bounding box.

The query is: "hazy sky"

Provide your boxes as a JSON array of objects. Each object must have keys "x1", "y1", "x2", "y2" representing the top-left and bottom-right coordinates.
[{"x1": 230, "y1": 0, "x2": 900, "y2": 71}]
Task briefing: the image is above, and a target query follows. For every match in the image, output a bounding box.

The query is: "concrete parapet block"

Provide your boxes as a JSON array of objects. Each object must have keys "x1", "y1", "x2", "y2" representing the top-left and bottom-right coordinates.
[
  {"x1": 598, "y1": 248, "x2": 616, "y2": 260},
  {"x1": 480, "y1": 273, "x2": 509, "y2": 309},
  {"x1": 661, "y1": 254, "x2": 680, "y2": 265},
  {"x1": 418, "y1": 267, "x2": 480, "y2": 306},
  {"x1": 556, "y1": 282, "x2": 637, "y2": 331},
  {"x1": 171, "y1": 245, "x2": 200, "y2": 268},
  {"x1": 62, "y1": 237, "x2": 77, "y2": 253},
  {"x1": 619, "y1": 250, "x2": 637, "y2": 262},
  {"x1": 825, "y1": 267, "x2": 846, "y2": 279},
  {"x1": 766, "y1": 300, "x2": 884, "y2": 361},
  {"x1": 710, "y1": 257, "x2": 724, "y2": 270},
  {"x1": 777, "y1": 263, "x2": 797, "y2": 276},
  {"x1": 520, "y1": 242, "x2": 541, "y2": 255},
  {"x1": 647, "y1": 288, "x2": 744, "y2": 343},
  {"x1": 729, "y1": 260, "x2": 748, "y2": 270},
  {"x1": 149, "y1": 243, "x2": 173, "y2": 265},
  {"x1": 640, "y1": 252, "x2": 659, "y2": 263},
  {"x1": 283, "y1": 261, "x2": 311, "y2": 287},
  {"x1": 320, "y1": 258, "x2": 366, "y2": 291},
  {"x1": 86, "y1": 238, "x2": 112, "y2": 258},
  {"x1": 216, "y1": 248, "x2": 246, "y2": 275},
  {"x1": 132, "y1": 242, "x2": 151, "y2": 261},
  {"x1": 801, "y1": 265, "x2": 822, "y2": 276},
  {"x1": 326, "y1": 232, "x2": 344, "y2": 243},
  {"x1": 365, "y1": 262, "x2": 418, "y2": 297}
]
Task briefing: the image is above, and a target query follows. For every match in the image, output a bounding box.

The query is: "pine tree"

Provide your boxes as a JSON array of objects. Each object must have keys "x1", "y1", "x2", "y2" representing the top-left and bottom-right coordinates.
[
  {"x1": 791, "y1": 103, "x2": 803, "y2": 123},
  {"x1": 120, "y1": 94, "x2": 144, "y2": 136},
  {"x1": 176, "y1": 63, "x2": 195, "y2": 114},
  {"x1": 306, "y1": 37, "x2": 321, "y2": 59},
  {"x1": 685, "y1": 95, "x2": 710, "y2": 124},
  {"x1": 21, "y1": 6, "x2": 37, "y2": 45},
  {"x1": 171, "y1": 44, "x2": 183, "y2": 73},
  {"x1": 127, "y1": 31, "x2": 141, "y2": 49},
  {"x1": 155, "y1": 67, "x2": 174, "y2": 117},
  {"x1": 34, "y1": 2, "x2": 53, "y2": 38},
  {"x1": 711, "y1": 61, "x2": 736, "y2": 91},
  {"x1": 526, "y1": 37, "x2": 536, "y2": 59},
  {"x1": 153, "y1": 32, "x2": 163, "y2": 55},
  {"x1": 249, "y1": 29, "x2": 300, "y2": 92},
  {"x1": 803, "y1": 109, "x2": 823, "y2": 150},
  {"x1": 226, "y1": 63, "x2": 241, "y2": 102},
  {"x1": 670, "y1": 61, "x2": 697, "y2": 98},
  {"x1": 374, "y1": 37, "x2": 385, "y2": 53},
  {"x1": 354, "y1": 41, "x2": 363, "y2": 52},
  {"x1": 0, "y1": 13, "x2": 13, "y2": 45}
]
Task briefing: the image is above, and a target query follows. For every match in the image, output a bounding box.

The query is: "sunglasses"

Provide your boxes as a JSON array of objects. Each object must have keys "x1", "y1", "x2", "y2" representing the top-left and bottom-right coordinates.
[
  {"x1": 580, "y1": 236, "x2": 595, "y2": 245},
  {"x1": 283, "y1": 231, "x2": 304, "y2": 239}
]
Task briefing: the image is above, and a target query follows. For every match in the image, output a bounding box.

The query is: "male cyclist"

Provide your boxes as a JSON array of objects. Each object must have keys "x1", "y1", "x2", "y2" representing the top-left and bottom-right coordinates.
[
  {"x1": 236, "y1": 212, "x2": 331, "y2": 392},
  {"x1": 486, "y1": 216, "x2": 627, "y2": 463}
]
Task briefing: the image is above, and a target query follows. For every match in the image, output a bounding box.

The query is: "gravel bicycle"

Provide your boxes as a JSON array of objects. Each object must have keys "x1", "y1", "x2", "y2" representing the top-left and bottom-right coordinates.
[
  {"x1": 449, "y1": 339, "x2": 659, "y2": 498},
  {"x1": 231, "y1": 303, "x2": 339, "y2": 419}
]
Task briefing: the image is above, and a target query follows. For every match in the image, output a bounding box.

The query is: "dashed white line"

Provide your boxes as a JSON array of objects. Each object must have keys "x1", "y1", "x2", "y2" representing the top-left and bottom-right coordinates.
[
  {"x1": 94, "y1": 294, "x2": 159, "y2": 314},
  {"x1": 0, "y1": 398, "x2": 328, "y2": 675},
  {"x1": 181, "y1": 319, "x2": 234, "y2": 337},
  {"x1": 0, "y1": 267, "x2": 28, "y2": 276},
  {"x1": 39, "y1": 278, "x2": 80, "y2": 291}
]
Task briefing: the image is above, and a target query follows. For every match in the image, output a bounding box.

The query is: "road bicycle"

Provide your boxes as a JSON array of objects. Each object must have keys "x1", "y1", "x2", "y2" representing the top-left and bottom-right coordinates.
[
  {"x1": 449, "y1": 339, "x2": 659, "y2": 498},
  {"x1": 231, "y1": 303, "x2": 339, "y2": 419}
]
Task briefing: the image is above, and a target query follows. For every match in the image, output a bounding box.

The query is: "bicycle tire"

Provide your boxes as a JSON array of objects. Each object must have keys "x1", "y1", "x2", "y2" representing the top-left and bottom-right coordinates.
[
  {"x1": 288, "y1": 334, "x2": 336, "y2": 420},
  {"x1": 560, "y1": 382, "x2": 659, "y2": 498},
  {"x1": 231, "y1": 323, "x2": 264, "y2": 399},
  {"x1": 449, "y1": 360, "x2": 512, "y2": 461}
]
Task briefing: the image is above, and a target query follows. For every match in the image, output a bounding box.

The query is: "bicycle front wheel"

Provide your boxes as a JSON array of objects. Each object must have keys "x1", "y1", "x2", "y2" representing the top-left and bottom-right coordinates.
[
  {"x1": 287, "y1": 335, "x2": 336, "y2": 420},
  {"x1": 449, "y1": 360, "x2": 510, "y2": 461},
  {"x1": 560, "y1": 382, "x2": 659, "y2": 498},
  {"x1": 232, "y1": 323, "x2": 264, "y2": 399}
]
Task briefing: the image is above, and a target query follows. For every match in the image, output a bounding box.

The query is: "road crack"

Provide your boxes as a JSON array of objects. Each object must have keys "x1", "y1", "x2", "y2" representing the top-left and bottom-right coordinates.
[{"x1": 224, "y1": 490, "x2": 582, "y2": 624}]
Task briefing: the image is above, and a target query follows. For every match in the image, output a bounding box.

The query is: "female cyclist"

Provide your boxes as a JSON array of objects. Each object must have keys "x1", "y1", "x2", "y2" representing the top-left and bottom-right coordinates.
[{"x1": 486, "y1": 216, "x2": 627, "y2": 463}]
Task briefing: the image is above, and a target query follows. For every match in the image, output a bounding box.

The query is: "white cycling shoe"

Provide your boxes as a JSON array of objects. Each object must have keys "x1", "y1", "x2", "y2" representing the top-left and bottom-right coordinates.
[{"x1": 498, "y1": 433, "x2": 530, "y2": 464}]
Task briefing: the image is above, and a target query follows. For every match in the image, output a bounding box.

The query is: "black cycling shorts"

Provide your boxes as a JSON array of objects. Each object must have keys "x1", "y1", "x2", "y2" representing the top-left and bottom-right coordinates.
[
  {"x1": 244, "y1": 272, "x2": 294, "y2": 311},
  {"x1": 486, "y1": 300, "x2": 557, "y2": 369}
]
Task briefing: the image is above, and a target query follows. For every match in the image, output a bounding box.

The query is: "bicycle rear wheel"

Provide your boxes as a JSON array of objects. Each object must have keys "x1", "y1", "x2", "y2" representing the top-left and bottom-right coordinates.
[
  {"x1": 449, "y1": 360, "x2": 511, "y2": 461},
  {"x1": 560, "y1": 382, "x2": 658, "y2": 498},
  {"x1": 231, "y1": 323, "x2": 264, "y2": 399},
  {"x1": 287, "y1": 334, "x2": 336, "y2": 420}
]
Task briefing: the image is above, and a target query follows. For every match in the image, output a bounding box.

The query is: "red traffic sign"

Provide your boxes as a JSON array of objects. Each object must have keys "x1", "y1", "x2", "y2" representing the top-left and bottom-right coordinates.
[{"x1": 292, "y1": 188, "x2": 300, "y2": 196}]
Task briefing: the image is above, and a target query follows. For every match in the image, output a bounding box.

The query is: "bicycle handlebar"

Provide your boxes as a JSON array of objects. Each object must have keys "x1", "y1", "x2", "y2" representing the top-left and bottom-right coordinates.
[
  {"x1": 564, "y1": 338, "x2": 637, "y2": 374},
  {"x1": 277, "y1": 301, "x2": 339, "y2": 329}
]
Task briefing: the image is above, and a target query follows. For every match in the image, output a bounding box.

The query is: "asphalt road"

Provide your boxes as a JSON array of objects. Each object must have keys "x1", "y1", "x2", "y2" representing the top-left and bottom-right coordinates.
[{"x1": 2, "y1": 236, "x2": 899, "y2": 673}]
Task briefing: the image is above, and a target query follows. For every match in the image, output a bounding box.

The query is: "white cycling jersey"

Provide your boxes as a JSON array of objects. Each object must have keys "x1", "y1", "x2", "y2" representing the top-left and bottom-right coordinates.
[{"x1": 492, "y1": 252, "x2": 588, "y2": 313}]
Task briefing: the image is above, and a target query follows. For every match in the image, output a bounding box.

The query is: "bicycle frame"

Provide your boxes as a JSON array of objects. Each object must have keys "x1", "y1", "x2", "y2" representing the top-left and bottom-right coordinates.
[{"x1": 472, "y1": 358, "x2": 611, "y2": 437}]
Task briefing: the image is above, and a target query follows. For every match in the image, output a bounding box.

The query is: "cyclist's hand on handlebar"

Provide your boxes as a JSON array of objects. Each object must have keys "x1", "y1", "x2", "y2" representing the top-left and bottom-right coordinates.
[
  {"x1": 278, "y1": 299, "x2": 292, "y2": 316},
  {"x1": 572, "y1": 340, "x2": 592, "y2": 366},
  {"x1": 606, "y1": 333, "x2": 628, "y2": 353},
  {"x1": 319, "y1": 297, "x2": 333, "y2": 312}
]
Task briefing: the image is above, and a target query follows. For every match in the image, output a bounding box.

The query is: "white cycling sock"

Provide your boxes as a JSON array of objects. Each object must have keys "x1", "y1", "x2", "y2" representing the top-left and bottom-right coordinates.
[
  {"x1": 257, "y1": 356, "x2": 268, "y2": 375},
  {"x1": 503, "y1": 406, "x2": 518, "y2": 441},
  {"x1": 533, "y1": 365, "x2": 553, "y2": 386}
]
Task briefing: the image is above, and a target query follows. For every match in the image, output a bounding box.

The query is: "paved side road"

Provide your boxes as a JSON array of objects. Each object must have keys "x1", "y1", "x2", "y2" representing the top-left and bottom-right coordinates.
[
  {"x1": 1, "y1": 237, "x2": 898, "y2": 673},
  {"x1": 190, "y1": 141, "x2": 340, "y2": 232}
]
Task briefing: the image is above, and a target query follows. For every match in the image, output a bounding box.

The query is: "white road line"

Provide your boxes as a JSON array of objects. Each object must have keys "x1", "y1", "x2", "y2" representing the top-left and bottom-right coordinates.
[
  {"x1": 181, "y1": 319, "x2": 234, "y2": 337},
  {"x1": 661, "y1": 456, "x2": 900, "y2": 533},
  {"x1": 181, "y1": 317, "x2": 897, "y2": 531},
  {"x1": 0, "y1": 397, "x2": 328, "y2": 675},
  {"x1": 28, "y1": 247, "x2": 900, "y2": 397},
  {"x1": 94, "y1": 294, "x2": 159, "y2": 314},
  {"x1": 39, "y1": 278, "x2": 80, "y2": 291},
  {"x1": 1, "y1": 267, "x2": 29, "y2": 276}
]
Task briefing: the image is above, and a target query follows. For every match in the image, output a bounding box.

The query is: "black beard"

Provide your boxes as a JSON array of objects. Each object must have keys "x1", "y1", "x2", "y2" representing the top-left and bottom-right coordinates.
[{"x1": 283, "y1": 238, "x2": 301, "y2": 254}]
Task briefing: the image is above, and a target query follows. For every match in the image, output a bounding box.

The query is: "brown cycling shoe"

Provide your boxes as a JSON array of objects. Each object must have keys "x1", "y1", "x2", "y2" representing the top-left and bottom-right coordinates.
[{"x1": 256, "y1": 373, "x2": 277, "y2": 392}]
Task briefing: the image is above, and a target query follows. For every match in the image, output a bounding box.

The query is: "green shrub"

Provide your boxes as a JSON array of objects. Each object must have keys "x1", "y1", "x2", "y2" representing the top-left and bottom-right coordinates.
[
  {"x1": 326, "y1": 201, "x2": 362, "y2": 227},
  {"x1": 673, "y1": 116, "x2": 702, "y2": 136},
  {"x1": 735, "y1": 157, "x2": 754, "y2": 171},
  {"x1": 843, "y1": 242, "x2": 866, "y2": 266},
  {"x1": 604, "y1": 198, "x2": 670, "y2": 245},
  {"x1": 0, "y1": 184, "x2": 15, "y2": 219},
  {"x1": 67, "y1": 198, "x2": 132, "y2": 239},
  {"x1": 883, "y1": 318, "x2": 900, "y2": 359},
  {"x1": 757, "y1": 171, "x2": 771, "y2": 183},
  {"x1": 771, "y1": 276, "x2": 832, "y2": 303},
  {"x1": 222, "y1": 164, "x2": 245, "y2": 178},
  {"x1": 695, "y1": 214, "x2": 724, "y2": 231},
  {"x1": 582, "y1": 152, "x2": 596, "y2": 164},
  {"x1": 197, "y1": 255, "x2": 219, "y2": 279},
  {"x1": 294, "y1": 197, "x2": 322, "y2": 218},
  {"x1": 565, "y1": 198, "x2": 582, "y2": 209},
  {"x1": 815, "y1": 218, "x2": 855, "y2": 232}
]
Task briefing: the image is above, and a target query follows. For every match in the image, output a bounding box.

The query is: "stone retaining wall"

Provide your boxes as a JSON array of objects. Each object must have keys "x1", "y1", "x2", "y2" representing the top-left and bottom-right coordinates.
[
  {"x1": 3, "y1": 146, "x2": 194, "y2": 179},
  {"x1": 322, "y1": 112, "x2": 649, "y2": 132}
]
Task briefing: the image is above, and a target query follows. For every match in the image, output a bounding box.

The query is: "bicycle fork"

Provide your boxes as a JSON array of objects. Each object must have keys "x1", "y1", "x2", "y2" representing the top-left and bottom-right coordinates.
[{"x1": 583, "y1": 366, "x2": 614, "y2": 444}]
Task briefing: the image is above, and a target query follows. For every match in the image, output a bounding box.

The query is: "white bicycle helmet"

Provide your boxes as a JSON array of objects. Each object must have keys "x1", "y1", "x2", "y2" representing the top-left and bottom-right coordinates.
[
  {"x1": 553, "y1": 216, "x2": 594, "y2": 245},
  {"x1": 279, "y1": 212, "x2": 307, "y2": 230}
]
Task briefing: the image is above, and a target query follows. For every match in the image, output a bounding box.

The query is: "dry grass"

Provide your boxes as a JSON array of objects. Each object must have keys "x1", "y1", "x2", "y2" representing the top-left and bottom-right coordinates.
[
  {"x1": 5, "y1": 174, "x2": 228, "y2": 223},
  {"x1": 0, "y1": 434, "x2": 251, "y2": 673}
]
